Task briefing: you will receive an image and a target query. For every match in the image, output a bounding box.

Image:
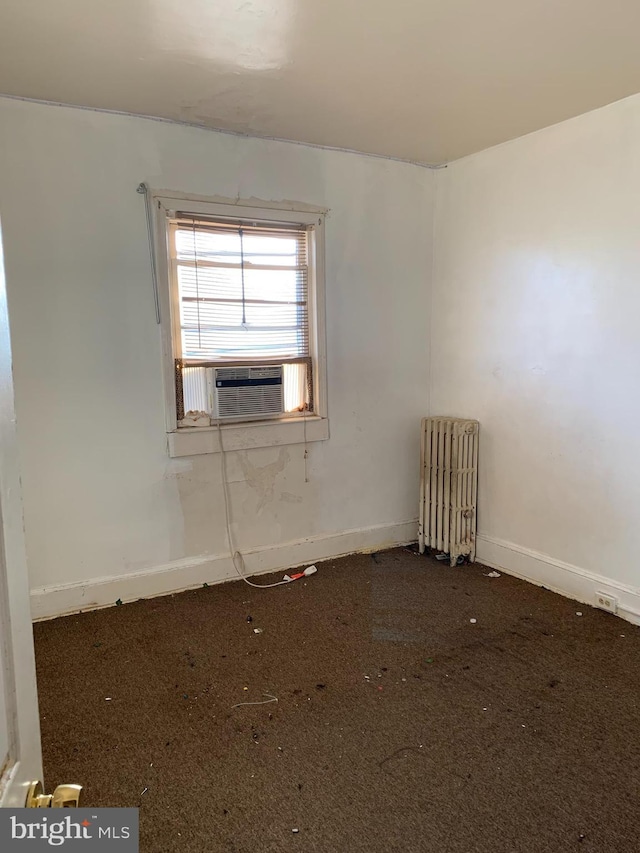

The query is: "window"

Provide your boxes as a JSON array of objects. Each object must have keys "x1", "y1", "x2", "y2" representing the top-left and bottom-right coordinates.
[
  {"x1": 172, "y1": 215, "x2": 312, "y2": 421},
  {"x1": 154, "y1": 194, "x2": 328, "y2": 455}
]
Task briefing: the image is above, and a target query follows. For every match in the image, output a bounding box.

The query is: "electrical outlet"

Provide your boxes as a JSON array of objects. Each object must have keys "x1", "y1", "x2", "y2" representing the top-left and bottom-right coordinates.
[{"x1": 595, "y1": 591, "x2": 618, "y2": 614}]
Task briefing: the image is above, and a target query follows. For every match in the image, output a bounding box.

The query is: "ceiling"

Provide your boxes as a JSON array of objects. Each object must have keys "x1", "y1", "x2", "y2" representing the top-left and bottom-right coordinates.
[{"x1": 1, "y1": 0, "x2": 640, "y2": 164}]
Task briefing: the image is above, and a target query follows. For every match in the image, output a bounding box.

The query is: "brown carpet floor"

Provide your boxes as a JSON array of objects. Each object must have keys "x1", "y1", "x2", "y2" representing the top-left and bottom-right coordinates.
[{"x1": 34, "y1": 548, "x2": 640, "y2": 853}]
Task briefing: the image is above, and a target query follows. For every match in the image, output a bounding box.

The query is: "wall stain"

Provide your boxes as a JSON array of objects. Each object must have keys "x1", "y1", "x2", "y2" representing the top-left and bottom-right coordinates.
[
  {"x1": 280, "y1": 491, "x2": 303, "y2": 504},
  {"x1": 237, "y1": 448, "x2": 289, "y2": 512}
]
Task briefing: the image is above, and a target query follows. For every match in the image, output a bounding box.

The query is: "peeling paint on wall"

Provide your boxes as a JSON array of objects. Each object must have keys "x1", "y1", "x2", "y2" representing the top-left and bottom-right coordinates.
[
  {"x1": 164, "y1": 459, "x2": 193, "y2": 477},
  {"x1": 237, "y1": 448, "x2": 289, "y2": 512}
]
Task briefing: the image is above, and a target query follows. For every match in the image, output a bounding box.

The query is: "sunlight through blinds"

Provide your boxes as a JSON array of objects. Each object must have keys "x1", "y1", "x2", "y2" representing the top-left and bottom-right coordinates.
[{"x1": 172, "y1": 216, "x2": 309, "y2": 363}]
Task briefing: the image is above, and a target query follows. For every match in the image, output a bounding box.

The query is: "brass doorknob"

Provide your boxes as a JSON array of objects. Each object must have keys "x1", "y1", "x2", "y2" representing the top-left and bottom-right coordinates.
[
  {"x1": 26, "y1": 781, "x2": 83, "y2": 808},
  {"x1": 52, "y1": 784, "x2": 83, "y2": 808}
]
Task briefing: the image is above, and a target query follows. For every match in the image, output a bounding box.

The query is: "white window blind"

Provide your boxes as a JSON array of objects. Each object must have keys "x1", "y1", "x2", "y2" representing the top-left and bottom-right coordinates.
[{"x1": 172, "y1": 216, "x2": 310, "y2": 363}]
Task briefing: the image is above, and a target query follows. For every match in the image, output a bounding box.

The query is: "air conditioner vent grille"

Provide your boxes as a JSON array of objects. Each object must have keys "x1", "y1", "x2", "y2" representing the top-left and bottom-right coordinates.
[{"x1": 214, "y1": 365, "x2": 284, "y2": 419}]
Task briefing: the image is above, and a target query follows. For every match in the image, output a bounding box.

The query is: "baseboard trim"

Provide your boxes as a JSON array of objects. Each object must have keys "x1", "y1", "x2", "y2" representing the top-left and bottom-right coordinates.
[
  {"x1": 31, "y1": 520, "x2": 417, "y2": 621},
  {"x1": 476, "y1": 534, "x2": 640, "y2": 626}
]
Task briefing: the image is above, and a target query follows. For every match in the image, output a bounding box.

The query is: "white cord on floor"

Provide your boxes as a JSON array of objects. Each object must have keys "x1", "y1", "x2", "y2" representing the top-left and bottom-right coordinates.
[
  {"x1": 217, "y1": 421, "x2": 292, "y2": 589},
  {"x1": 231, "y1": 693, "x2": 279, "y2": 709}
]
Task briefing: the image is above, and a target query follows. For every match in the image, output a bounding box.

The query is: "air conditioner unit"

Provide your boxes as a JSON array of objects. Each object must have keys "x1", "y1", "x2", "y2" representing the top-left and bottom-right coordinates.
[{"x1": 212, "y1": 365, "x2": 284, "y2": 420}]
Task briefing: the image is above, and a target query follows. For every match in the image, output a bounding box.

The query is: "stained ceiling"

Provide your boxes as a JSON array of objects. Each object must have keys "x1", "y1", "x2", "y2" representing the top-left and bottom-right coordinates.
[{"x1": 1, "y1": 0, "x2": 640, "y2": 164}]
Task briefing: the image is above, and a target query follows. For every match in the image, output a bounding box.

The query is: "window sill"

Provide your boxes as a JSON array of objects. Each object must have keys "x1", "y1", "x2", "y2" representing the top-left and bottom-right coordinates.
[{"x1": 167, "y1": 416, "x2": 329, "y2": 458}]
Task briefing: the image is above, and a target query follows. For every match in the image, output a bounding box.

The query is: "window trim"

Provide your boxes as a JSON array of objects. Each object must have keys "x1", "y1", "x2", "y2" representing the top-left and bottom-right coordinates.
[{"x1": 153, "y1": 191, "x2": 329, "y2": 456}]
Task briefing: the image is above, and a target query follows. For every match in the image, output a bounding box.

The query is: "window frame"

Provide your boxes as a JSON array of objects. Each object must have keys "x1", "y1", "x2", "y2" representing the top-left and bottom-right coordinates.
[{"x1": 153, "y1": 191, "x2": 329, "y2": 457}]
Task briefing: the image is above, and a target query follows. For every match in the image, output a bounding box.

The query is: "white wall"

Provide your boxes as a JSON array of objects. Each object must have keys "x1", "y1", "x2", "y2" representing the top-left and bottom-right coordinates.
[
  {"x1": 12, "y1": 91, "x2": 639, "y2": 624},
  {"x1": 0, "y1": 98, "x2": 433, "y2": 617},
  {"x1": 432, "y1": 93, "x2": 640, "y2": 622}
]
